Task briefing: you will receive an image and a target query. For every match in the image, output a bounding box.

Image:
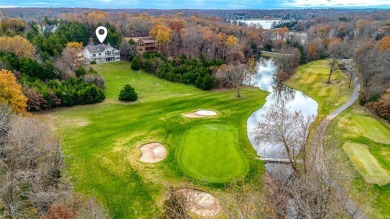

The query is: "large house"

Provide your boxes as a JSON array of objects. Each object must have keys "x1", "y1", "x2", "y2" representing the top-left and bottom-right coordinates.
[
  {"x1": 42, "y1": 25, "x2": 58, "y2": 34},
  {"x1": 131, "y1": 37, "x2": 158, "y2": 54},
  {"x1": 83, "y1": 43, "x2": 120, "y2": 64}
]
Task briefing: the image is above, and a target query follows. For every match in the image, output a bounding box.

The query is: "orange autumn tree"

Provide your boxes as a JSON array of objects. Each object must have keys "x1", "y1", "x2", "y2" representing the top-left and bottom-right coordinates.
[
  {"x1": 0, "y1": 69, "x2": 28, "y2": 114},
  {"x1": 66, "y1": 42, "x2": 83, "y2": 50},
  {"x1": 376, "y1": 36, "x2": 390, "y2": 51}
]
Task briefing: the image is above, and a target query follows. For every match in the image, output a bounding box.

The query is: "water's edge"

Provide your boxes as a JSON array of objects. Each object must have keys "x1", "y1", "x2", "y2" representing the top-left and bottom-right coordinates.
[{"x1": 246, "y1": 59, "x2": 318, "y2": 163}]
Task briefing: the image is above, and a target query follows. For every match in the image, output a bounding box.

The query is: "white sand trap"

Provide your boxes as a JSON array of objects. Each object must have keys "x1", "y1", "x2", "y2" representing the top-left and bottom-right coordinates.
[
  {"x1": 184, "y1": 110, "x2": 217, "y2": 118},
  {"x1": 139, "y1": 143, "x2": 167, "y2": 163},
  {"x1": 178, "y1": 189, "x2": 222, "y2": 217}
]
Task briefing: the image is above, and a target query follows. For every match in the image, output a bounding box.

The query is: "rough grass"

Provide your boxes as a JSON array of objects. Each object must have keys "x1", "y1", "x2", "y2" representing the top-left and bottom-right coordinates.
[
  {"x1": 42, "y1": 61, "x2": 267, "y2": 218},
  {"x1": 284, "y1": 60, "x2": 390, "y2": 217},
  {"x1": 343, "y1": 142, "x2": 390, "y2": 185},
  {"x1": 177, "y1": 124, "x2": 247, "y2": 183},
  {"x1": 285, "y1": 60, "x2": 352, "y2": 123},
  {"x1": 332, "y1": 104, "x2": 390, "y2": 218},
  {"x1": 351, "y1": 116, "x2": 390, "y2": 144}
]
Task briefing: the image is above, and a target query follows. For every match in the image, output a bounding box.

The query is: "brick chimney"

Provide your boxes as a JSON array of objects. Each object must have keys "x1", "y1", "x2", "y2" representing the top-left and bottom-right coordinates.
[{"x1": 88, "y1": 37, "x2": 94, "y2": 46}]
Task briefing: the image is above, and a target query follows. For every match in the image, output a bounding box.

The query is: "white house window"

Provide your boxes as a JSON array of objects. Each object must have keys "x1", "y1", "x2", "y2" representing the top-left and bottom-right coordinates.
[
  {"x1": 93, "y1": 54, "x2": 96, "y2": 57},
  {"x1": 99, "y1": 53, "x2": 101, "y2": 56}
]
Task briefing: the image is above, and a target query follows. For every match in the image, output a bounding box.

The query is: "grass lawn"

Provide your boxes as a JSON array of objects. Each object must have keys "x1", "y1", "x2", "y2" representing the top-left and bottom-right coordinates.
[
  {"x1": 351, "y1": 116, "x2": 390, "y2": 144},
  {"x1": 177, "y1": 124, "x2": 246, "y2": 183},
  {"x1": 43, "y1": 61, "x2": 267, "y2": 218},
  {"x1": 343, "y1": 142, "x2": 390, "y2": 185},
  {"x1": 286, "y1": 60, "x2": 390, "y2": 218},
  {"x1": 333, "y1": 104, "x2": 390, "y2": 218},
  {"x1": 285, "y1": 60, "x2": 353, "y2": 123}
]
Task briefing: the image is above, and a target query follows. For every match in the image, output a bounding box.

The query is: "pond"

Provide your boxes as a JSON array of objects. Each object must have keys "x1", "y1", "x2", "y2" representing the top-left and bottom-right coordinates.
[
  {"x1": 232, "y1": 19, "x2": 284, "y2": 29},
  {"x1": 246, "y1": 59, "x2": 318, "y2": 168}
]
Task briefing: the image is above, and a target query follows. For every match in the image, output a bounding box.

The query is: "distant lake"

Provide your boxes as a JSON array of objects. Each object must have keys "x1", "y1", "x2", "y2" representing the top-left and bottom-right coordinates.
[{"x1": 232, "y1": 19, "x2": 284, "y2": 29}]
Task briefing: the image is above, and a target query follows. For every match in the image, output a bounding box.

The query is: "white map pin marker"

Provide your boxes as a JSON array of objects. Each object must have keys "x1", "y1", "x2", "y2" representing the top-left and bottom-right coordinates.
[{"x1": 96, "y1": 26, "x2": 108, "y2": 44}]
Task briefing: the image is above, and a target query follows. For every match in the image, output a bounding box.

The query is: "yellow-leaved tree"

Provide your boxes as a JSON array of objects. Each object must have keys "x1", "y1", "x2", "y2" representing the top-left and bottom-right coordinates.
[
  {"x1": 66, "y1": 42, "x2": 83, "y2": 50},
  {"x1": 150, "y1": 24, "x2": 172, "y2": 44},
  {"x1": 0, "y1": 36, "x2": 35, "y2": 59},
  {"x1": 225, "y1": 35, "x2": 239, "y2": 47},
  {"x1": 0, "y1": 69, "x2": 28, "y2": 114}
]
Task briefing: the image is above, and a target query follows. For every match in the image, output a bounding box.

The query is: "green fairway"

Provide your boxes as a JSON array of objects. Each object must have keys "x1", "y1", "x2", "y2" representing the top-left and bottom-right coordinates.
[
  {"x1": 351, "y1": 116, "x2": 390, "y2": 144},
  {"x1": 285, "y1": 60, "x2": 353, "y2": 122},
  {"x1": 178, "y1": 124, "x2": 246, "y2": 183},
  {"x1": 285, "y1": 60, "x2": 390, "y2": 217},
  {"x1": 343, "y1": 143, "x2": 390, "y2": 185},
  {"x1": 43, "y1": 61, "x2": 267, "y2": 218},
  {"x1": 333, "y1": 104, "x2": 390, "y2": 218}
]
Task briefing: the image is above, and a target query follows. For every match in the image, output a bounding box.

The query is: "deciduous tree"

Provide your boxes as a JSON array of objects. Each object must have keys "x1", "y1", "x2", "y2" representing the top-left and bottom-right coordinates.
[
  {"x1": 0, "y1": 69, "x2": 27, "y2": 114},
  {"x1": 0, "y1": 36, "x2": 35, "y2": 59}
]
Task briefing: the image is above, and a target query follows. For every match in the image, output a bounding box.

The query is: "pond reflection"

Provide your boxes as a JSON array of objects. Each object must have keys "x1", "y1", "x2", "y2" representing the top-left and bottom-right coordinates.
[{"x1": 246, "y1": 58, "x2": 318, "y2": 159}]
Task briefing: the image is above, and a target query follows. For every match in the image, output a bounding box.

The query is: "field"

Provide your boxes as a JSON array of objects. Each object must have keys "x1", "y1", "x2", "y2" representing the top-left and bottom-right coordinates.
[
  {"x1": 334, "y1": 105, "x2": 390, "y2": 218},
  {"x1": 285, "y1": 60, "x2": 353, "y2": 122},
  {"x1": 177, "y1": 124, "x2": 246, "y2": 183},
  {"x1": 343, "y1": 142, "x2": 390, "y2": 185},
  {"x1": 43, "y1": 61, "x2": 267, "y2": 218},
  {"x1": 286, "y1": 60, "x2": 390, "y2": 217}
]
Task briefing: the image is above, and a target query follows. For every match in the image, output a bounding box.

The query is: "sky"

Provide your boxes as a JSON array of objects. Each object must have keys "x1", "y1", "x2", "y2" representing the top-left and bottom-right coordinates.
[{"x1": 1, "y1": 0, "x2": 390, "y2": 9}]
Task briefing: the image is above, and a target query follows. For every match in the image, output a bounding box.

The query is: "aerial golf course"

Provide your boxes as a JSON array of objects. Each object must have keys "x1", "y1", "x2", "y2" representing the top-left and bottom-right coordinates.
[
  {"x1": 44, "y1": 61, "x2": 267, "y2": 218},
  {"x1": 44, "y1": 60, "x2": 390, "y2": 218},
  {"x1": 286, "y1": 60, "x2": 390, "y2": 219}
]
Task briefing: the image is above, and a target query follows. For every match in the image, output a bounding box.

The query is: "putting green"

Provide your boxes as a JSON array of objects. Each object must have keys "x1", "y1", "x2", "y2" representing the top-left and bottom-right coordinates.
[
  {"x1": 177, "y1": 124, "x2": 247, "y2": 183},
  {"x1": 44, "y1": 61, "x2": 267, "y2": 218},
  {"x1": 351, "y1": 116, "x2": 390, "y2": 144},
  {"x1": 343, "y1": 143, "x2": 390, "y2": 185}
]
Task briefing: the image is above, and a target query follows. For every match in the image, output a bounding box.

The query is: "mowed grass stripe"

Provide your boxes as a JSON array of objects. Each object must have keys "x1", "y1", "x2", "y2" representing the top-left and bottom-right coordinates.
[
  {"x1": 46, "y1": 61, "x2": 267, "y2": 218},
  {"x1": 285, "y1": 60, "x2": 352, "y2": 121},
  {"x1": 343, "y1": 143, "x2": 390, "y2": 185},
  {"x1": 351, "y1": 116, "x2": 390, "y2": 145},
  {"x1": 177, "y1": 124, "x2": 247, "y2": 183}
]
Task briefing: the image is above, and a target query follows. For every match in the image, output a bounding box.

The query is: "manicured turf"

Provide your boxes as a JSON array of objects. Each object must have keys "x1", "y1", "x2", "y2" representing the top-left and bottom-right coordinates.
[
  {"x1": 43, "y1": 61, "x2": 267, "y2": 218},
  {"x1": 285, "y1": 60, "x2": 390, "y2": 218},
  {"x1": 334, "y1": 104, "x2": 390, "y2": 218},
  {"x1": 343, "y1": 142, "x2": 390, "y2": 185},
  {"x1": 285, "y1": 60, "x2": 353, "y2": 122},
  {"x1": 351, "y1": 116, "x2": 390, "y2": 144},
  {"x1": 178, "y1": 124, "x2": 246, "y2": 183}
]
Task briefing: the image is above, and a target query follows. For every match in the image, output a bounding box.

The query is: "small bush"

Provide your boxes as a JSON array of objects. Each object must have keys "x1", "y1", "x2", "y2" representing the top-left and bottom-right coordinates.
[
  {"x1": 119, "y1": 84, "x2": 138, "y2": 101},
  {"x1": 131, "y1": 57, "x2": 141, "y2": 71}
]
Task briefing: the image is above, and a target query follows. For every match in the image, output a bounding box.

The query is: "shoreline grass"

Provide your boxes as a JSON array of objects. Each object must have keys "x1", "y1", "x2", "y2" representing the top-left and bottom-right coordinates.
[{"x1": 42, "y1": 61, "x2": 267, "y2": 218}]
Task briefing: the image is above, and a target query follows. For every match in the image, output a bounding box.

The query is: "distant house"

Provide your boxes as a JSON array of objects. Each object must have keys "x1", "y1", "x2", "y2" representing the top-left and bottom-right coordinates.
[
  {"x1": 131, "y1": 37, "x2": 158, "y2": 54},
  {"x1": 83, "y1": 43, "x2": 120, "y2": 64},
  {"x1": 42, "y1": 25, "x2": 58, "y2": 34}
]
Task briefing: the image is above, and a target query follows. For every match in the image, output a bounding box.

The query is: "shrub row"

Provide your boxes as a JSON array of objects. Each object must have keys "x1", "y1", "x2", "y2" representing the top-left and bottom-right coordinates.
[{"x1": 132, "y1": 53, "x2": 224, "y2": 90}]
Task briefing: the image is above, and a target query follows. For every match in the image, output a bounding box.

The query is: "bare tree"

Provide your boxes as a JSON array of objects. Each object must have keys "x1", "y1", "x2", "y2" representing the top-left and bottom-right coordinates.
[
  {"x1": 220, "y1": 179, "x2": 266, "y2": 219},
  {"x1": 327, "y1": 40, "x2": 345, "y2": 83},
  {"x1": 119, "y1": 39, "x2": 138, "y2": 61},
  {"x1": 55, "y1": 46, "x2": 85, "y2": 79},
  {"x1": 163, "y1": 187, "x2": 192, "y2": 219},
  {"x1": 254, "y1": 104, "x2": 313, "y2": 174},
  {"x1": 216, "y1": 63, "x2": 252, "y2": 98},
  {"x1": 253, "y1": 104, "x2": 369, "y2": 218}
]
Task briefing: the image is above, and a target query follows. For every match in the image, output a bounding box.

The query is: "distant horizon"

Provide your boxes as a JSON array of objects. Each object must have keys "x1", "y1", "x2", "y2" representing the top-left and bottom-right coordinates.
[
  {"x1": 1, "y1": 6, "x2": 390, "y2": 10},
  {"x1": 1, "y1": 0, "x2": 390, "y2": 10}
]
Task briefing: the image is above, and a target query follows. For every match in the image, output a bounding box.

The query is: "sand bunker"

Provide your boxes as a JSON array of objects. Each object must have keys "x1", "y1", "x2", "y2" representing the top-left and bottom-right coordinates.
[
  {"x1": 184, "y1": 110, "x2": 217, "y2": 118},
  {"x1": 178, "y1": 189, "x2": 222, "y2": 217},
  {"x1": 139, "y1": 143, "x2": 167, "y2": 163}
]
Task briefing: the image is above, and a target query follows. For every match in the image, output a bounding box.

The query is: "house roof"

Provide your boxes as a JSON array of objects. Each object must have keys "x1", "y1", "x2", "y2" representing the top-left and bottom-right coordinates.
[
  {"x1": 142, "y1": 39, "x2": 157, "y2": 44},
  {"x1": 43, "y1": 25, "x2": 57, "y2": 33},
  {"x1": 131, "y1": 37, "x2": 156, "y2": 44},
  {"x1": 85, "y1": 44, "x2": 118, "y2": 53}
]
